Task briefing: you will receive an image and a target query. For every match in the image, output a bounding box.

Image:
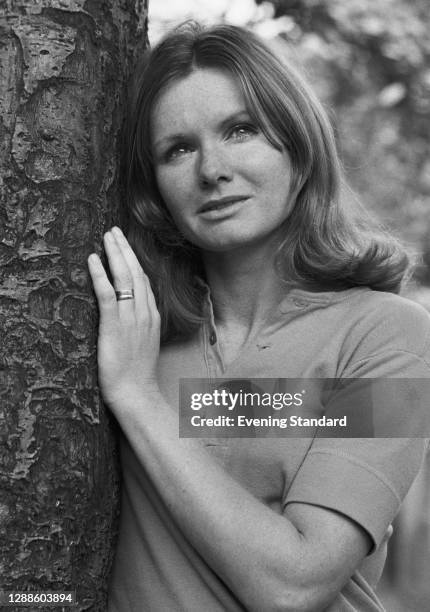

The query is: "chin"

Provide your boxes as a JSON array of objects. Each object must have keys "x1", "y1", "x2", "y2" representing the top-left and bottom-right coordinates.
[
  {"x1": 192, "y1": 233, "x2": 273, "y2": 253},
  {"x1": 180, "y1": 220, "x2": 281, "y2": 253}
]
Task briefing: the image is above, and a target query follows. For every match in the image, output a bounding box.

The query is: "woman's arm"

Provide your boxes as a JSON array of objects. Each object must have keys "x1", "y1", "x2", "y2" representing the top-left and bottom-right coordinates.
[
  {"x1": 88, "y1": 227, "x2": 371, "y2": 612},
  {"x1": 112, "y1": 392, "x2": 370, "y2": 612}
]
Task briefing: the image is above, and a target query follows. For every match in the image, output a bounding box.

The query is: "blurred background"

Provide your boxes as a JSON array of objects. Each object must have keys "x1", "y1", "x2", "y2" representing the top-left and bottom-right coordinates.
[{"x1": 148, "y1": 1, "x2": 430, "y2": 610}]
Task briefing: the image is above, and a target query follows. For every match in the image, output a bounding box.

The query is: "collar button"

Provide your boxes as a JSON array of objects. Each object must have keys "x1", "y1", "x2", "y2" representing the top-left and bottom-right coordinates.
[{"x1": 293, "y1": 299, "x2": 307, "y2": 308}]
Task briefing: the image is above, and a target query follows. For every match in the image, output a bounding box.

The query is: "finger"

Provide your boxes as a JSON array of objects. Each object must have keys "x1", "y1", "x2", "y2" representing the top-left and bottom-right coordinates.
[
  {"x1": 87, "y1": 253, "x2": 117, "y2": 321},
  {"x1": 110, "y1": 227, "x2": 145, "y2": 279},
  {"x1": 103, "y1": 231, "x2": 135, "y2": 292},
  {"x1": 103, "y1": 231, "x2": 139, "y2": 318},
  {"x1": 110, "y1": 226, "x2": 153, "y2": 312}
]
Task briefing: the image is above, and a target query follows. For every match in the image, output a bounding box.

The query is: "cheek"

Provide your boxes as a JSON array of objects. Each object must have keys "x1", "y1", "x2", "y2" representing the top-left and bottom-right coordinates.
[
  {"x1": 154, "y1": 168, "x2": 195, "y2": 232},
  {"x1": 254, "y1": 164, "x2": 292, "y2": 205},
  {"x1": 155, "y1": 167, "x2": 185, "y2": 212},
  {"x1": 270, "y1": 155, "x2": 292, "y2": 197},
  {"x1": 244, "y1": 145, "x2": 291, "y2": 187}
]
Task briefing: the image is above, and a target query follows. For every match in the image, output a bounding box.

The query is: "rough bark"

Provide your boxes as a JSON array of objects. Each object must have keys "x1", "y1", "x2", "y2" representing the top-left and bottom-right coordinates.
[{"x1": 0, "y1": 1, "x2": 148, "y2": 609}]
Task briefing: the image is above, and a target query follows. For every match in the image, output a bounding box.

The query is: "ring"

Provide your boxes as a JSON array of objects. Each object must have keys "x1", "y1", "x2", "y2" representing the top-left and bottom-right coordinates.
[{"x1": 115, "y1": 289, "x2": 134, "y2": 301}]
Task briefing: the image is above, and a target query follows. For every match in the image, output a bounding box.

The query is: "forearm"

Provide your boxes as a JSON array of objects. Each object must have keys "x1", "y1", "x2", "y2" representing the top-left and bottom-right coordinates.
[
  {"x1": 89, "y1": 229, "x2": 369, "y2": 610},
  {"x1": 114, "y1": 391, "x2": 351, "y2": 612}
]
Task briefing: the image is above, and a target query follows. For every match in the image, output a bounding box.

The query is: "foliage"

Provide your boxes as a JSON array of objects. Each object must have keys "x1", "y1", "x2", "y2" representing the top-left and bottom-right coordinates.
[{"x1": 256, "y1": 0, "x2": 430, "y2": 285}]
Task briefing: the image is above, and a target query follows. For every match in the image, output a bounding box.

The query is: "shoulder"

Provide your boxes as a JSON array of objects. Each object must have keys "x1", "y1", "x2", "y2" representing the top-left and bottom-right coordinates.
[
  {"x1": 348, "y1": 289, "x2": 430, "y2": 345},
  {"x1": 365, "y1": 287, "x2": 428, "y2": 323},
  {"x1": 353, "y1": 288, "x2": 430, "y2": 320},
  {"x1": 336, "y1": 289, "x2": 430, "y2": 375}
]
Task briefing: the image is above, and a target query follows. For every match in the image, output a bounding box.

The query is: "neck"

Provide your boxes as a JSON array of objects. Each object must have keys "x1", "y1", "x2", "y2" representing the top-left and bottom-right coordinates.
[{"x1": 202, "y1": 238, "x2": 289, "y2": 330}]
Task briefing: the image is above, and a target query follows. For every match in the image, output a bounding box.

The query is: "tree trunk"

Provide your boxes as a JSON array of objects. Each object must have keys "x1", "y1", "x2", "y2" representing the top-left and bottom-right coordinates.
[{"x1": 0, "y1": 1, "x2": 148, "y2": 609}]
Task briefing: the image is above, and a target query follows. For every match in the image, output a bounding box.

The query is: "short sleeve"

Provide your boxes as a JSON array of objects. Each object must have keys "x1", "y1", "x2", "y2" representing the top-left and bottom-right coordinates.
[
  {"x1": 284, "y1": 296, "x2": 430, "y2": 552},
  {"x1": 283, "y1": 437, "x2": 427, "y2": 551}
]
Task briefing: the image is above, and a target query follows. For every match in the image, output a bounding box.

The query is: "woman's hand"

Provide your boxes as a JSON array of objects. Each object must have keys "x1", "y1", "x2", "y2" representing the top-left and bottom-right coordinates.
[{"x1": 87, "y1": 226, "x2": 161, "y2": 410}]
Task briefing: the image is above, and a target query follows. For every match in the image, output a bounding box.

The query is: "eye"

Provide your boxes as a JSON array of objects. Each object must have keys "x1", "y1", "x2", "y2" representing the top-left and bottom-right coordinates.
[
  {"x1": 228, "y1": 123, "x2": 259, "y2": 141},
  {"x1": 163, "y1": 143, "x2": 193, "y2": 162}
]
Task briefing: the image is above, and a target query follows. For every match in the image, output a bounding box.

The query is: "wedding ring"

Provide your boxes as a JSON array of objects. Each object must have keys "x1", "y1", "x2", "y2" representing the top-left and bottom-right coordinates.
[{"x1": 115, "y1": 289, "x2": 134, "y2": 301}]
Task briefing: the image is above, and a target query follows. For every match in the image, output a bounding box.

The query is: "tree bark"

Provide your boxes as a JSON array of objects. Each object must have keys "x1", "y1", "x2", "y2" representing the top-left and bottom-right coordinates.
[{"x1": 0, "y1": 1, "x2": 147, "y2": 609}]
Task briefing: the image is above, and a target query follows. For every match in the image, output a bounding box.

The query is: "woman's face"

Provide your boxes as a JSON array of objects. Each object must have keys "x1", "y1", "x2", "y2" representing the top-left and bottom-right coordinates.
[{"x1": 151, "y1": 68, "x2": 293, "y2": 253}]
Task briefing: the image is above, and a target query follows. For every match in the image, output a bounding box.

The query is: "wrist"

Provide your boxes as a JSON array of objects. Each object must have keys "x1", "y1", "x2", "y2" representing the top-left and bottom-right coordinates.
[{"x1": 104, "y1": 380, "x2": 162, "y2": 414}]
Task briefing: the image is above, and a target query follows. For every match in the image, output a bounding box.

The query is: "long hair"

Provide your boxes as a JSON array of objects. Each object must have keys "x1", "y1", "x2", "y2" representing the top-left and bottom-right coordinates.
[{"x1": 124, "y1": 21, "x2": 411, "y2": 342}]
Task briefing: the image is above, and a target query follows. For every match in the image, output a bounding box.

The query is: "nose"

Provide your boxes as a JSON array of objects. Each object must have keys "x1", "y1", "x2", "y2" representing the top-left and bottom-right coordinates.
[{"x1": 197, "y1": 144, "x2": 233, "y2": 188}]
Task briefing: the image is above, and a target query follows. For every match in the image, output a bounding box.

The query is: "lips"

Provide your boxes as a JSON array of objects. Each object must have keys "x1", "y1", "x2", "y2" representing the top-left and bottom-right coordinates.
[{"x1": 198, "y1": 196, "x2": 249, "y2": 214}]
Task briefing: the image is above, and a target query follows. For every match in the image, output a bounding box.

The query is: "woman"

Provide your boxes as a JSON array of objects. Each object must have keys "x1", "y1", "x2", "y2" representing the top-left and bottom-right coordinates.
[{"x1": 87, "y1": 22, "x2": 430, "y2": 611}]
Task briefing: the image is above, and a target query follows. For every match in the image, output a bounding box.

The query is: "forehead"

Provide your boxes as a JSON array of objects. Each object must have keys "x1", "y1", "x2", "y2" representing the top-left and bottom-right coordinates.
[{"x1": 151, "y1": 68, "x2": 247, "y2": 139}]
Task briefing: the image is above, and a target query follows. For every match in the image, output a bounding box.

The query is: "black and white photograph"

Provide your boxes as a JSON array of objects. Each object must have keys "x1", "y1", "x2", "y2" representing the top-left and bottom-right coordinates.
[{"x1": 1, "y1": 1, "x2": 429, "y2": 610}]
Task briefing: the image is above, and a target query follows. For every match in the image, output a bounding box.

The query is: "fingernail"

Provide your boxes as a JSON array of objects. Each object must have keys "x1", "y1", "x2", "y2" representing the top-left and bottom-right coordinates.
[
  {"x1": 104, "y1": 231, "x2": 113, "y2": 242},
  {"x1": 111, "y1": 226, "x2": 122, "y2": 236}
]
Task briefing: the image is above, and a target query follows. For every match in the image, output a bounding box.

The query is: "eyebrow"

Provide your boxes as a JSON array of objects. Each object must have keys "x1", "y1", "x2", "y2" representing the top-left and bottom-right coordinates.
[{"x1": 152, "y1": 110, "x2": 252, "y2": 151}]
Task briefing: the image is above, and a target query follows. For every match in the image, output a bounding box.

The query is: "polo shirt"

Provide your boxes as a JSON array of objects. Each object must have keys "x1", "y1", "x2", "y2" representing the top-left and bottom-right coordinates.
[{"x1": 108, "y1": 286, "x2": 430, "y2": 611}]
